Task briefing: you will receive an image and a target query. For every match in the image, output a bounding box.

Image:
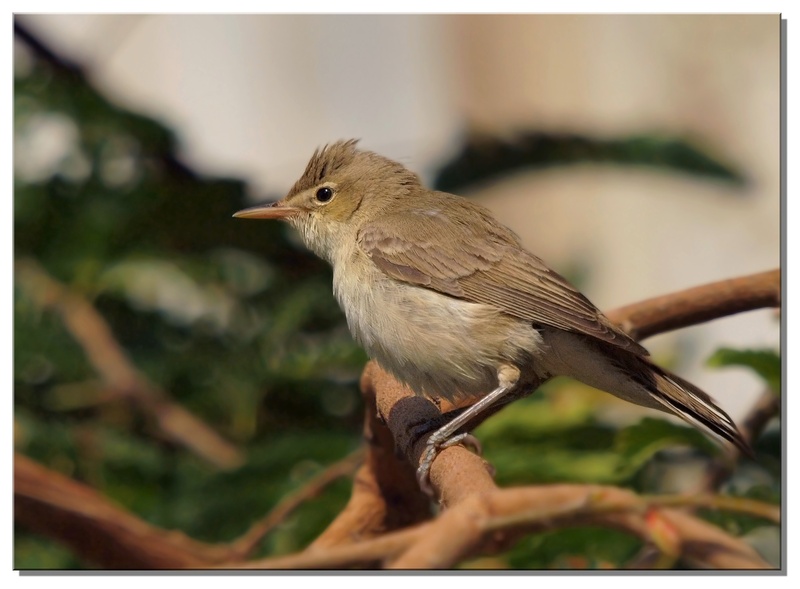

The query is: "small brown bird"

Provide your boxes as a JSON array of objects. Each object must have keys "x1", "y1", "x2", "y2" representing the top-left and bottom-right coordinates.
[{"x1": 235, "y1": 139, "x2": 748, "y2": 491}]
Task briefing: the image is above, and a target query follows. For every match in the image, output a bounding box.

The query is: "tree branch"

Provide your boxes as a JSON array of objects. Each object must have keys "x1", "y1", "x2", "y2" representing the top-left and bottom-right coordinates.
[
  {"x1": 14, "y1": 454, "x2": 236, "y2": 568},
  {"x1": 15, "y1": 269, "x2": 779, "y2": 569},
  {"x1": 611, "y1": 269, "x2": 780, "y2": 340},
  {"x1": 239, "y1": 485, "x2": 771, "y2": 570}
]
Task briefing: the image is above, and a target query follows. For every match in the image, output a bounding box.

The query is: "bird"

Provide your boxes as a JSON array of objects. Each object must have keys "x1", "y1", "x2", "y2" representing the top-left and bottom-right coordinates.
[{"x1": 234, "y1": 139, "x2": 749, "y2": 492}]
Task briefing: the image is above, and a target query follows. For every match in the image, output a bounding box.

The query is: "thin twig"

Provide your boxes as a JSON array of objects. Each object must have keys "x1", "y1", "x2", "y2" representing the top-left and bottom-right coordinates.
[
  {"x1": 229, "y1": 448, "x2": 365, "y2": 558},
  {"x1": 642, "y1": 493, "x2": 780, "y2": 523},
  {"x1": 15, "y1": 258, "x2": 243, "y2": 470},
  {"x1": 235, "y1": 526, "x2": 426, "y2": 569}
]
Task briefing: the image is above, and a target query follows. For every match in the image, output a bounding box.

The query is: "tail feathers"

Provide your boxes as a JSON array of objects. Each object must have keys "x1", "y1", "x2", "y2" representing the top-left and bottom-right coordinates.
[
  {"x1": 539, "y1": 329, "x2": 752, "y2": 456},
  {"x1": 646, "y1": 362, "x2": 753, "y2": 457}
]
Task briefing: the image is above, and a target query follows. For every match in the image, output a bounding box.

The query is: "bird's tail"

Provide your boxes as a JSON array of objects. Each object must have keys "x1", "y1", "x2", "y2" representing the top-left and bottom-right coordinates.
[
  {"x1": 641, "y1": 359, "x2": 752, "y2": 456},
  {"x1": 540, "y1": 329, "x2": 751, "y2": 456}
]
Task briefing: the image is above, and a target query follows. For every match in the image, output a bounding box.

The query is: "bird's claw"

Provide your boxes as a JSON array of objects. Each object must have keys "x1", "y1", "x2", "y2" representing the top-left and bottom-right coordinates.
[{"x1": 416, "y1": 433, "x2": 482, "y2": 496}]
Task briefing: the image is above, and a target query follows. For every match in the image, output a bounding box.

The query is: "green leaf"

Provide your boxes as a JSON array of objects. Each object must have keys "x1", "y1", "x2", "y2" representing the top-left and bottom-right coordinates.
[{"x1": 707, "y1": 348, "x2": 781, "y2": 394}]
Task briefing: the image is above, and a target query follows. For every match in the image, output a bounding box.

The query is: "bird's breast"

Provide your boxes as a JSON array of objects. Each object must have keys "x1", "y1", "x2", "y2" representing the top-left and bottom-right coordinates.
[{"x1": 332, "y1": 251, "x2": 543, "y2": 403}]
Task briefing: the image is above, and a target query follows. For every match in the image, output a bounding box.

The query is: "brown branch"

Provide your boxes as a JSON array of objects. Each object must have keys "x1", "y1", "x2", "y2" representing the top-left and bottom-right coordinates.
[
  {"x1": 611, "y1": 269, "x2": 780, "y2": 341},
  {"x1": 238, "y1": 485, "x2": 771, "y2": 570},
  {"x1": 308, "y1": 363, "x2": 433, "y2": 550},
  {"x1": 644, "y1": 493, "x2": 780, "y2": 523},
  {"x1": 19, "y1": 447, "x2": 772, "y2": 570},
  {"x1": 236, "y1": 526, "x2": 426, "y2": 569},
  {"x1": 15, "y1": 258, "x2": 243, "y2": 470},
  {"x1": 14, "y1": 454, "x2": 238, "y2": 568},
  {"x1": 14, "y1": 449, "x2": 367, "y2": 569},
  {"x1": 15, "y1": 270, "x2": 780, "y2": 569},
  {"x1": 387, "y1": 485, "x2": 771, "y2": 569}
]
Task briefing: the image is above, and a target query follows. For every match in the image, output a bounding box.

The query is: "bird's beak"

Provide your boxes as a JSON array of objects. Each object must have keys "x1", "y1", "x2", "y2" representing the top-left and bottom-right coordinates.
[{"x1": 233, "y1": 201, "x2": 301, "y2": 220}]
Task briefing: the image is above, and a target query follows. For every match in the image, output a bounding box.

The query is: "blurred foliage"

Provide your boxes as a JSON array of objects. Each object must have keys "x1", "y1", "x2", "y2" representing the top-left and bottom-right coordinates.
[
  {"x1": 502, "y1": 527, "x2": 642, "y2": 570},
  {"x1": 434, "y1": 132, "x2": 747, "y2": 193},
  {"x1": 13, "y1": 22, "x2": 779, "y2": 570},
  {"x1": 707, "y1": 347, "x2": 781, "y2": 395},
  {"x1": 14, "y1": 22, "x2": 365, "y2": 569}
]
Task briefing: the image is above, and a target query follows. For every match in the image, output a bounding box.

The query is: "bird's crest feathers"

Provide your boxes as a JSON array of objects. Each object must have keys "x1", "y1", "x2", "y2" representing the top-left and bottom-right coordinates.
[{"x1": 288, "y1": 139, "x2": 361, "y2": 197}]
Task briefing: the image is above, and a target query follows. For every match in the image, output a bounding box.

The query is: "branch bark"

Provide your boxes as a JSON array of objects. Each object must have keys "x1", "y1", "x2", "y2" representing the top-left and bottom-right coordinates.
[
  {"x1": 611, "y1": 269, "x2": 780, "y2": 341},
  {"x1": 15, "y1": 269, "x2": 780, "y2": 569},
  {"x1": 14, "y1": 454, "x2": 236, "y2": 568}
]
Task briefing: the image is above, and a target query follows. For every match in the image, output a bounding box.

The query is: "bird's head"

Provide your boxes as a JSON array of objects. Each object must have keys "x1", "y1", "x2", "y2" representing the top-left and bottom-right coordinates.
[{"x1": 234, "y1": 139, "x2": 421, "y2": 261}]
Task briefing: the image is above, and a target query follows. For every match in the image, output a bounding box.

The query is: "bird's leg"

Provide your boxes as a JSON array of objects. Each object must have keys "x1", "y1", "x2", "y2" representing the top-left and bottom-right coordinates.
[{"x1": 416, "y1": 365, "x2": 521, "y2": 495}]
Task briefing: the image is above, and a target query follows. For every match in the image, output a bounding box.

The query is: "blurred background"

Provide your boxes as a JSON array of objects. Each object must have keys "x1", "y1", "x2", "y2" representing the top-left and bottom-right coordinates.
[{"x1": 13, "y1": 14, "x2": 781, "y2": 569}]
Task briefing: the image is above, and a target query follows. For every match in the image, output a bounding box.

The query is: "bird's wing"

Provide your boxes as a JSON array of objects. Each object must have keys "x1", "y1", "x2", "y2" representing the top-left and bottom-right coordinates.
[{"x1": 358, "y1": 199, "x2": 648, "y2": 356}]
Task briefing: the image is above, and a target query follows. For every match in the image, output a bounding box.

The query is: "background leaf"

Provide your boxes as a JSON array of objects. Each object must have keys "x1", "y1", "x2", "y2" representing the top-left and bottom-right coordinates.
[{"x1": 707, "y1": 348, "x2": 781, "y2": 395}]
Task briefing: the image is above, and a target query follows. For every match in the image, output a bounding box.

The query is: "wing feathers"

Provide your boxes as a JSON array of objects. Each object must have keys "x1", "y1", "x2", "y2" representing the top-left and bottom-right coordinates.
[{"x1": 358, "y1": 202, "x2": 647, "y2": 356}]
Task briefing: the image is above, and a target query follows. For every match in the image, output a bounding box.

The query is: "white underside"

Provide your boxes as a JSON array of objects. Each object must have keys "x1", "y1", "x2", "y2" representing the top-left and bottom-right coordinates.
[{"x1": 333, "y1": 249, "x2": 544, "y2": 402}]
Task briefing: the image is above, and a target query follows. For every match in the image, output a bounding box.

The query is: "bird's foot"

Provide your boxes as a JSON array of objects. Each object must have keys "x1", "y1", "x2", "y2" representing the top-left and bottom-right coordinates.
[
  {"x1": 416, "y1": 432, "x2": 482, "y2": 496},
  {"x1": 413, "y1": 367, "x2": 518, "y2": 496}
]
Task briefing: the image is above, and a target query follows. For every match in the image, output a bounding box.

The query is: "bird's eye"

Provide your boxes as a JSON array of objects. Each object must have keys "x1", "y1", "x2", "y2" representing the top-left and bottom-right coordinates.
[{"x1": 315, "y1": 187, "x2": 334, "y2": 203}]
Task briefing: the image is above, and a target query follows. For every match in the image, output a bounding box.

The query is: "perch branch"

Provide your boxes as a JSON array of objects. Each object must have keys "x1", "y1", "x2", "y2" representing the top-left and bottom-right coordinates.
[
  {"x1": 363, "y1": 269, "x2": 779, "y2": 568},
  {"x1": 15, "y1": 269, "x2": 779, "y2": 569}
]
